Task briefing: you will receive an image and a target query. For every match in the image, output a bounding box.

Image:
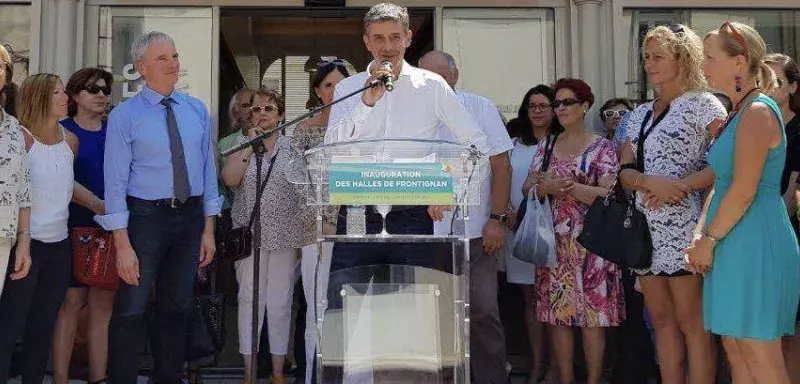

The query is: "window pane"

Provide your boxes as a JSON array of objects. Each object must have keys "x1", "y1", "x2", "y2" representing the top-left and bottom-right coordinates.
[
  {"x1": 443, "y1": 9, "x2": 556, "y2": 121},
  {"x1": 627, "y1": 8, "x2": 800, "y2": 103}
]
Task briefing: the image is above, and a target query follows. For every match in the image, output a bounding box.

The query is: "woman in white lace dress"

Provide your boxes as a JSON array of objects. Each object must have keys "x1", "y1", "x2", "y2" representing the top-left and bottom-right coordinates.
[{"x1": 618, "y1": 25, "x2": 727, "y2": 384}]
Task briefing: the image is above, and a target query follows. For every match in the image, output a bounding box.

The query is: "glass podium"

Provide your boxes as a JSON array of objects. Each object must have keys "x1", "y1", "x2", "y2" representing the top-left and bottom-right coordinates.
[{"x1": 288, "y1": 139, "x2": 489, "y2": 384}]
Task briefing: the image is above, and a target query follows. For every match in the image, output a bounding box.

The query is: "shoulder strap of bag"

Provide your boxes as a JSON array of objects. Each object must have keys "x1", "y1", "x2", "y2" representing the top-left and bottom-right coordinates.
[
  {"x1": 636, "y1": 105, "x2": 670, "y2": 172},
  {"x1": 540, "y1": 133, "x2": 559, "y2": 172},
  {"x1": 245, "y1": 148, "x2": 279, "y2": 230}
]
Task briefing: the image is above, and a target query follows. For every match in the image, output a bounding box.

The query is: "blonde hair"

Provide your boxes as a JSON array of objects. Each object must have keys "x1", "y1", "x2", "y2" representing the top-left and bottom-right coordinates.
[
  {"x1": 705, "y1": 21, "x2": 778, "y2": 92},
  {"x1": 642, "y1": 25, "x2": 708, "y2": 93},
  {"x1": 0, "y1": 45, "x2": 10, "y2": 68},
  {"x1": 17, "y1": 73, "x2": 61, "y2": 136}
]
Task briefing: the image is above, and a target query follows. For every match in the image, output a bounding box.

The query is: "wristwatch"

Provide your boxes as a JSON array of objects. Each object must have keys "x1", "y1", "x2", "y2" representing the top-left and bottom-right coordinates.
[{"x1": 489, "y1": 213, "x2": 506, "y2": 224}]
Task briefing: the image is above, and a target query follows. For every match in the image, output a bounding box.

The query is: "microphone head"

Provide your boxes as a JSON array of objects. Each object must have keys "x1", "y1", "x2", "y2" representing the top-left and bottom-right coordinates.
[{"x1": 380, "y1": 60, "x2": 393, "y2": 70}]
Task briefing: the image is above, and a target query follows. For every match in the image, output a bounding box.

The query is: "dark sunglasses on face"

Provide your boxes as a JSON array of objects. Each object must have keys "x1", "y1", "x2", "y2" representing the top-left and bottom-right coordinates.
[
  {"x1": 552, "y1": 98, "x2": 582, "y2": 108},
  {"x1": 251, "y1": 104, "x2": 278, "y2": 114},
  {"x1": 84, "y1": 84, "x2": 111, "y2": 96},
  {"x1": 602, "y1": 110, "x2": 629, "y2": 119}
]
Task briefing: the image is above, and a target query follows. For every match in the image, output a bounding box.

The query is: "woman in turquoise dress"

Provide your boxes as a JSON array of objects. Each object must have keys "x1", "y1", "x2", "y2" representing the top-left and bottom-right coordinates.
[{"x1": 687, "y1": 21, "x2": 800, "y2": 384}]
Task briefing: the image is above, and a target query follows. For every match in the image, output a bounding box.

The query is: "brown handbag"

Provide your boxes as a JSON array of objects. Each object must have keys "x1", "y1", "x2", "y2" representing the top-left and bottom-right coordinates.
[{"x1": 71, "y1": 227, "x2": 119, "y2": 291}]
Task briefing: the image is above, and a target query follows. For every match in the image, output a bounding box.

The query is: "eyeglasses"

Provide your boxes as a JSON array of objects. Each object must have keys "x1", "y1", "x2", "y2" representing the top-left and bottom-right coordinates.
[
  {"x1": 318, "y1": 59, "x2": 346, "y2": 69},
  {"x1": 528, "y1": 103, "x2": 552, "y2": 112},
  {"x1": 552, "y1": 98, "x2": 582, "y2": 108},
  {"x1": 84, "y1": 84, "x2": 111, "y2": 96},
  {"x1": 602, "y1": 110, "x2": 629, "y2": 119},
  {"x1": 250, "y1": 104, "x2": 278, "y2": 114},
  {"x1": 721, "y1": 21, "x2": 749, "y2": 60}
]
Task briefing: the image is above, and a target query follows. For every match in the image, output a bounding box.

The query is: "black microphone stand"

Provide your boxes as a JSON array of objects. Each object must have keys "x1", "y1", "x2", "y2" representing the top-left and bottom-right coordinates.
[{"x1": 221, "y1": 76, "x2": 387, "y2": 382}]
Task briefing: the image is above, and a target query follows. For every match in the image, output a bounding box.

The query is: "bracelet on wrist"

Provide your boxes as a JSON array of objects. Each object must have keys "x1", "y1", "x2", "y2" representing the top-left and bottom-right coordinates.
[
  {"x1": 702, "y1": 228, "x2": 721, "y2": 245},
  {"x1": 17, "y1": 229, "x2": 30, "y2": 237}
]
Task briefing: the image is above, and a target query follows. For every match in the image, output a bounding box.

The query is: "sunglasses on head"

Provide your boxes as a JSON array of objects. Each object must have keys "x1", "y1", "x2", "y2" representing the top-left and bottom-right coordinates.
[
  {"x1": 602, "y1": 110, "x2": 629, "y2": 119},
  {"x1": 318, "y1": 59, "x2": 346, "y2": 69},
  {"x1": 250, "y1": 104, "x2": 278, "y2": 114},
  {"x1": 84, "y1": 84, "x2": 111, "y2": 96},
  {"x1": 668, "y1": 24, "x2": 685, "y2": 35},
  {"x1": 552, "y1": 98, "x2": 582, "y2": 108},
  {"x1": 721, "y1": 21, "x2": 749, "y2": 60}
]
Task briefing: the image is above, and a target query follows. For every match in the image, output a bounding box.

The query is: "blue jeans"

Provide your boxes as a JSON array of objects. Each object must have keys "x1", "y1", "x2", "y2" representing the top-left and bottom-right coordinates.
[{"x1": 108, "y1": 197, "x2": 203, "y2": 384}]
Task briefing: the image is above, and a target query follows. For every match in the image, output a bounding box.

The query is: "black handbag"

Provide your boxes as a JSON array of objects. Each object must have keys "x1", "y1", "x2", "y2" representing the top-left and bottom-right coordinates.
[
  {"x1": 223, "y1": 149, "x2": 279, "y2": 261},
  {"x1": 185, "y1": 292, "x2": 226, "y2": 361},
  {"x1": 515, "y1": 134, "x2": 558, "y2": 230},
  {"x1": 577, "y1": 183, "x2": 652, "y2": 268},
  {"x1": 577, "y1": 107, "x2": 669, "y2": 268}
]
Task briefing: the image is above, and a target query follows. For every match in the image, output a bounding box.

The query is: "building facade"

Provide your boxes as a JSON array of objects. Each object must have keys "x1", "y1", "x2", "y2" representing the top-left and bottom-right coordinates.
[
  {"x1": 3, "y1": 0, "x2": 799, "y2": 136},
  {"x1": 1, "y1": 0, "x2": 799, "y2": 369}
]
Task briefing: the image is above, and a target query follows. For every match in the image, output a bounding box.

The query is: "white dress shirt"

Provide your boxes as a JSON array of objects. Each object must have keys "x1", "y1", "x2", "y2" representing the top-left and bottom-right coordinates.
[
  {"x1": 324, "y1": 60, "x2": 490, "y2": 154},
  {"x1": 435, "y1": 91, "x2": 514, "y2": 239}
]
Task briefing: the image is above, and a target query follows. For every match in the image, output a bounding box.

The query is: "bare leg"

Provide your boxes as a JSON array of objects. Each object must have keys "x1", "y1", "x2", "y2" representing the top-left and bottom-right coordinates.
[
  {"x1": 86, "y1": 287, "x2": 115, "y2": 382},
  {"x1": 242, "y1": 354, "x2": 253, "y2": 383},
  {"x1": 669, "y1": 275, "x2": 716, "y2": 384},
  {"x1": 272, "y1": 354, "x2": 287, "y2": 384},
  {"x1": 522, "y1": 285, "x2": 546, "y2": 381},
  {"x1": 738, "y1": 338, "x2": 790, "y2": 384},
  {"x1": 581, "y1": 327, "x2": 605, "y2": 384},
  {"x1": 551, "y1": 325, "x2": 574, "y2": 384},
  {"x1": 641, "y1": 276, "x2": 685, "y2": 384},
  {"x1": 52, "y1": 287, "x2": 88, "y2": 384},
  {"x1": 783, "y1": 324, "x2": 800, "y2": 383},
  {"x1": 722, "y1": 337, "x2": 755, "y2": 384}
]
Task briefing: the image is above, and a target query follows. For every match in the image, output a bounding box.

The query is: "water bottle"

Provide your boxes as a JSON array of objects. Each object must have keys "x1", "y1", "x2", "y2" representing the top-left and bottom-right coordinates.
[{"x1": 346, "y1": 205, "x2": 367, "y2": 235}]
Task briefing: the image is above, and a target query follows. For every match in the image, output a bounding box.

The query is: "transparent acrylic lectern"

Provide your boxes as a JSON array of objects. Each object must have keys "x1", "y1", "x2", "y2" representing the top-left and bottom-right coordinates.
[{"x1": 288, "y1": 139, "x2": 489, "y2": 384}]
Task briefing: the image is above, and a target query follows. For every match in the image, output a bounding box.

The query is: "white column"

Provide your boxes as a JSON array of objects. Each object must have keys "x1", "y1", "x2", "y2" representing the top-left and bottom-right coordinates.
[
  {"x1": 574, "y1": 0, "x2": 605, "y2": 133},
  {"x1": 574, "y1": 0, "x2": 604, "y2": 96},
  {"x1": 33, "y1": 0, "x2": 85, "y2": 78}
]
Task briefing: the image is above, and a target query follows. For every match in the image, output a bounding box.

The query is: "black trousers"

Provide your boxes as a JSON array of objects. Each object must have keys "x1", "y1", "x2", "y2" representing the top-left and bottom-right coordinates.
[{"x1": 0, "y1": 238, "x2": 72, "y2": 384}]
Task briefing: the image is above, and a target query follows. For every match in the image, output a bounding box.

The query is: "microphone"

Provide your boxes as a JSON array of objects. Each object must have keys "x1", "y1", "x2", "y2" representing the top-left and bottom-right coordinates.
[{"x1": 380, "y1": 60, "x2": 395, "y2": 92}]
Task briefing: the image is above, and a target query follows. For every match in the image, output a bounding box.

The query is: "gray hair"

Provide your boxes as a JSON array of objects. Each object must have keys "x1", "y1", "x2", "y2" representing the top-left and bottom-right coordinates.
[
  {"x1": 423, "y1": 50, "x2": 457, "y2": 72},
  {"x1": 228, "y1": 88, "x2": 254, "y2": 128},
  {"x1": 364, "y1": 3, "x2": 410, "y2": 33},
  {"x1": 131, "y1": 31, "x2": 175, "y2": 63}
]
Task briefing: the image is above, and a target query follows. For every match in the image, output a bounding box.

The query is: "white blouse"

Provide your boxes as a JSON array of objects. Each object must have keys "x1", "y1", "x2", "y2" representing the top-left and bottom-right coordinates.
[{"x1": 624, "y1": 91, "x2": 727, "y2": 275}]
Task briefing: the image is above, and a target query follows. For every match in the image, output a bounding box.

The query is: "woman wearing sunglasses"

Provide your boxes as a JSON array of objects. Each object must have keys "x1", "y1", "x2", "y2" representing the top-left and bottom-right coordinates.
[
  {"x1": 522, "y1": 78, "x2": 623, "y2": 384},
  {"x1": 49, "y1": 68, "x2": 114, "y2": 384},
  {"x1": 223, "y1": 89, "x2": 317, "y2": 384},
  {"x1": 687, "y1": 21, "x2": 799, "y2": 383},
  {"x1": 599, "y1": 98, "x2": 634, "y2": 140}
]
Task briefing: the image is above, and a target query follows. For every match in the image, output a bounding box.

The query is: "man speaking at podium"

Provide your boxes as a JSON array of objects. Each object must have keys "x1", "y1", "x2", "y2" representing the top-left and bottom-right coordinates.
[{"x1": 324, "y1": 2, "x2": 490, "y2": 273}]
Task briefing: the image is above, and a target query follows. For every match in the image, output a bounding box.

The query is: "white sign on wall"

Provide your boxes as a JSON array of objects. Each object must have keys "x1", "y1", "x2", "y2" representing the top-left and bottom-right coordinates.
[{"x1": 108, "y1": 8, "x2": 213, "y2": 108}]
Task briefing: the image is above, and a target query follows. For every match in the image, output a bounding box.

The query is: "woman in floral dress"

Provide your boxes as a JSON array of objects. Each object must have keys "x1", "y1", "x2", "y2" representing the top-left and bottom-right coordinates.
[{"x1": 522, "y1": 78, "x2": 624, "y2": 384}]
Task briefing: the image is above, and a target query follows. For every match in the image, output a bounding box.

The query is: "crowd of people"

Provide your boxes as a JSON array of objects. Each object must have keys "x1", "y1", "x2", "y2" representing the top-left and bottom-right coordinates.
[{"x1": 0, "y1": 2, "x2": 799, "y2": 384}]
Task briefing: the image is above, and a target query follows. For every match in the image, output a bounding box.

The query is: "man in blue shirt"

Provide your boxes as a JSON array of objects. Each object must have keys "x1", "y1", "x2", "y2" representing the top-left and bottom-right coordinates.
[{"x1": 96, "y1": 31, "x2": 222, "y2": 384}]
